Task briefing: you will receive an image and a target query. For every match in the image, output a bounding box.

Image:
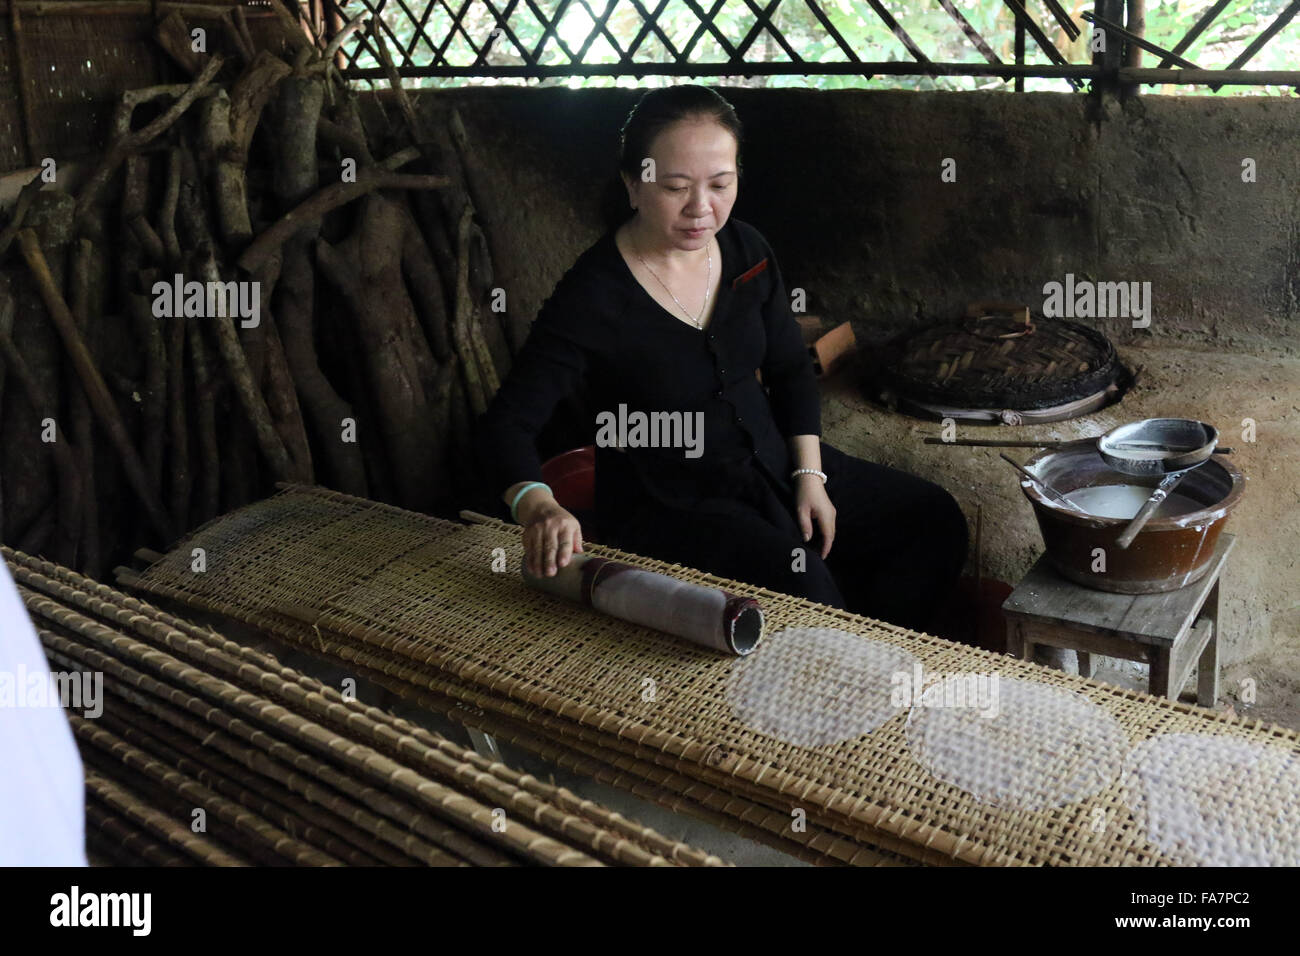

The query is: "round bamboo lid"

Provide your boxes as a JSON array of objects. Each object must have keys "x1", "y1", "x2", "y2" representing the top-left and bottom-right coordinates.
[{"x1": 876, "y1": 312, "x2": 1121, "y2": 417}]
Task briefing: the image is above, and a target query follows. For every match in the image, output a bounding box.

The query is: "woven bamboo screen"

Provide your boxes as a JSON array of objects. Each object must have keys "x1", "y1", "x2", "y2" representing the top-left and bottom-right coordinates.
[
  {"x1": 0, "y1": 1, "x2": 286, "y2": 173},
  {"x1": 118, "y1": 484, "x2": 1300, "y2": 867}
]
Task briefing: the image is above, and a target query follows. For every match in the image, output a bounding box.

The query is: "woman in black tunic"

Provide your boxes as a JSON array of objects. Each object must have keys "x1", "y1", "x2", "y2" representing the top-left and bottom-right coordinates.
[{"x1": 476, "y1": 85, "x2": 968, "y2": 633}]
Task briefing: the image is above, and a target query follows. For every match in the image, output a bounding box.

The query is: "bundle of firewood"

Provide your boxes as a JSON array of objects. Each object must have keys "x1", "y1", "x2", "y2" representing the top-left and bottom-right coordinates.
[{"x1": 0, "y1": 2, "x2": 508, "y2": 579}]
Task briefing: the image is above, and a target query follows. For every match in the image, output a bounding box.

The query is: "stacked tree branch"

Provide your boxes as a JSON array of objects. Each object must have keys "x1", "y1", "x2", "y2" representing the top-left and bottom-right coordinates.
[{"x1": 0, "y1": 3, "x2": 511, "y2": 576}]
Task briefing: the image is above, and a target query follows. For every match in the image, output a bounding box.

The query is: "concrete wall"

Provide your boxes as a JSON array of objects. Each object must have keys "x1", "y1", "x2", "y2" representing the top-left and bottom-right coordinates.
[
  {"x1": 409, "y1": 87, "x2": 1300, "y2": 356},
  {"x1": 402, "y1": 86, "x2": 1299, "y2": 682}
]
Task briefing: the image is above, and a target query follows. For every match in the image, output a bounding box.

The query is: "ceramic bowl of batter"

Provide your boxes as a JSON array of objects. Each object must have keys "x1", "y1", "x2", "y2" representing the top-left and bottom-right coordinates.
[{"x1": 1017, "y1": 439, "x2": 1245, "y2": 594}]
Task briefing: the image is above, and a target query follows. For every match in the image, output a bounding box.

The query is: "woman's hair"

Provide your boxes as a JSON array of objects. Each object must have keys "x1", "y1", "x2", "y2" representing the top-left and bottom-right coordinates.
[{"x1": 598, "y1": 84, "x2": 744, "y2": 231}]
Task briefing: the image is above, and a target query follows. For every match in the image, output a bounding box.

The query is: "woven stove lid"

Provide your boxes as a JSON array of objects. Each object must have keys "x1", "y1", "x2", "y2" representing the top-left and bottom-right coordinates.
[{"x1": 876, "y1": 310, "x2": 1120, "y2": 417}]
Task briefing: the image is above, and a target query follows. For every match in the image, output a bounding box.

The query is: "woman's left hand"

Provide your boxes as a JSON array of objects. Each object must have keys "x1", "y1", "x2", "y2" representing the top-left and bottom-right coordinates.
[{"x1": 795, "y1": 474, "x2": 836, "y2": 559}]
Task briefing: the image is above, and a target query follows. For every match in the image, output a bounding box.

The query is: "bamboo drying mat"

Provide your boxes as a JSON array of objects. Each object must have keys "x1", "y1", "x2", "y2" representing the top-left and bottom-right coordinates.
[
  {"x1": 243, "y1": 598, "x2": 944, "y2": 866},
  {"x1": 6, "y1": 546, "x2": 726, "y2": 867},
  {"x1": 116, "y1": 485, "x2": 1300, "y2": 866},
  {"x1": 241, "y1": 617, "x2": 921, "y2": 867}
]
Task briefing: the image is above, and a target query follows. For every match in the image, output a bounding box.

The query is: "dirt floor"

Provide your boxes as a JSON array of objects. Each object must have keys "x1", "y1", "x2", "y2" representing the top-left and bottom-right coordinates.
[{"x1": 819, "y1": 339, "x2": 1300, "y2": 733}]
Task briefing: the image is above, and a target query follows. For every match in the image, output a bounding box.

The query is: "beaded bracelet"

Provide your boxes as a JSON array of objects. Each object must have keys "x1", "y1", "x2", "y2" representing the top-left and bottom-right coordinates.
[
  {"x1": 510, "y1": 481, "x2": 552, "y2": 524},
  {"x1": 791, "y1": 468, "x2": 828, "y2": 484}
]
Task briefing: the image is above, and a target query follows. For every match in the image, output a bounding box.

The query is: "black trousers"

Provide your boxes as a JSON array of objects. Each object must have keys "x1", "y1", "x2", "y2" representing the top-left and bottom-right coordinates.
[{"x1": 607, "y1": 441, "x2": 969, "y2": 633}]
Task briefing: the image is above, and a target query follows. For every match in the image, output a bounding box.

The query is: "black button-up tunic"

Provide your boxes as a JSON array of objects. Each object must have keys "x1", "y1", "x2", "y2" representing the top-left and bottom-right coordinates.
[{"x1": 475, "y1": 216, "x2": 822, "y2": 537}]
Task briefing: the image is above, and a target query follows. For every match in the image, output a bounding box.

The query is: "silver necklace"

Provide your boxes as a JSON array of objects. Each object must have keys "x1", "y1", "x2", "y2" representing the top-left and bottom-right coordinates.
[{"x1": 633, "y1": 231, "x2": 712, "y2": 329}]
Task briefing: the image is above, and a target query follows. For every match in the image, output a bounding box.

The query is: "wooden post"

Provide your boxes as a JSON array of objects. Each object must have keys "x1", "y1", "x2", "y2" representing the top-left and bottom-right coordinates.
[
  {"x1": 1196, "y1": 581, "x2": 1221, "y2": 706},
  {"x1": 1122, "y1": 0, "x2": 1145, "y2": 98},
  {"x1": 17, "y1": 229, "x2": 175, "y2": 542},
  {"x1": 1076, "y1": 651, "x2": 1092, "y2": 679},
  {"x1": 1147, "y1": 644, "x2": 1172, "y2": 699},
  {"x1": 1013, "y1": 3, "x2": 1025, "y2": 92},
  {"x1": 8, "y1": 0, "x2": 37, "y2": 166},
  {"x1": 1092, "y1": 0, "x2": 1125, "y2": 98}
]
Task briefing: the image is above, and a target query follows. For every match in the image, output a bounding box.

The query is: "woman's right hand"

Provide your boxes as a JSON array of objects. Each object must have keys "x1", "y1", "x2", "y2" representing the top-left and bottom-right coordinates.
[{"x1": 517, "y1": 491, "x2": 584, "y2": 577}]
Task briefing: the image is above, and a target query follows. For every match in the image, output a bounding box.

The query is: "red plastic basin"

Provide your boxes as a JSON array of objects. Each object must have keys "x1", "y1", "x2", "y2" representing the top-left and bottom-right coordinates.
[{"x1": 540, "y1": 445, "x2": 596, "y2": 513}]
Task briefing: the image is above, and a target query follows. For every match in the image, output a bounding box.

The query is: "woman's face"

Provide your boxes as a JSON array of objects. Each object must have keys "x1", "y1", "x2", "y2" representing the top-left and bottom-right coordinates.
[{"x1": 623, "y1": 117, "x2": 738, "y2": 251}]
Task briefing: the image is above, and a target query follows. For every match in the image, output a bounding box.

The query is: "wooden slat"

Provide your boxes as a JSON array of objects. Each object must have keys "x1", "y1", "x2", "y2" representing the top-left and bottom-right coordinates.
[
  {"x1": 1002, "y1": 534, "x2": 1235, "y2": 645},
  {"x1": 1017, "y1": 619, "x2": 1152, "y2": 663},
  {"x1": 1169, "y1": 618, "x2": 1214, "y2": 704}
]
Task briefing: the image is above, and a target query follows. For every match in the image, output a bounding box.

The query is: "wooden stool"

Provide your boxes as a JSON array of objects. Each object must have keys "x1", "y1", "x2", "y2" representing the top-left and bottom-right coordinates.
[{"x1": 1002, "y1": 534, "x2": 1234, "y2": 706}]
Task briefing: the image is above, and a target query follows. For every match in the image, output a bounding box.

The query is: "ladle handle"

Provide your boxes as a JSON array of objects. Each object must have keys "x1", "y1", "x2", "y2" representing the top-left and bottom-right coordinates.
[
  {"x1": 998, "y1": 453, "x2": 1089, "y2": 514},
  {"x1": 1115, "y1": 472, "x2": 1187, "y2": 550}
]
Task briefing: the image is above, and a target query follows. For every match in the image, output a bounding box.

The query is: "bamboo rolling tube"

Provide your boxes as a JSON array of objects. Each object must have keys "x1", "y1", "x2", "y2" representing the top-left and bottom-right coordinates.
[{"x1": 522, "y1": 552, "x2": 766, "y2": 656}]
